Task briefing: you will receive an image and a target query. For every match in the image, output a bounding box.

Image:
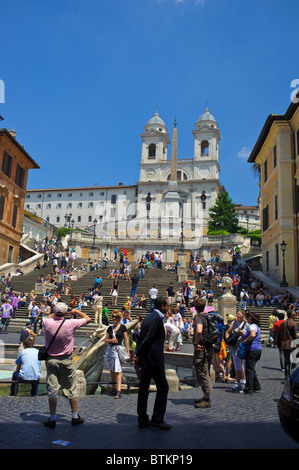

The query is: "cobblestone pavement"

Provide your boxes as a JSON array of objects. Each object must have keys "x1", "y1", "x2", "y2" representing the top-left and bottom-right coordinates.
[{"x1": 0, "y1": 333, "x2": 298, "y2": 451}]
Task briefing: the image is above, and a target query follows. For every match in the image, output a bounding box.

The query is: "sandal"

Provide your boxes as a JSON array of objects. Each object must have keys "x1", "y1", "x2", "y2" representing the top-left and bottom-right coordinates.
[
  {"x1": 115, "y1": 391, "x2": 122, "y2": 399},
  {"x1": 108, "y1": 390, "x2": 117, "y2": 396}
]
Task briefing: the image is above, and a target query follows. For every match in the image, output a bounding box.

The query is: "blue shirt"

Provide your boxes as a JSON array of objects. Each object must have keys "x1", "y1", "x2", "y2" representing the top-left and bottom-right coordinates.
[{"x1": 15, "y1": 348, "x2": 41, "y2": 380}]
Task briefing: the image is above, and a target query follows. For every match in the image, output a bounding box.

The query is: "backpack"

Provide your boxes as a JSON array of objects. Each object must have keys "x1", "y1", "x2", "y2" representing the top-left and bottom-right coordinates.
[
  {"x1": 200, "y1": 313, "x2": 224, "y2": 345},
  {"x1": 242, "y1": 292, "x2": 248, "y2": 301}
]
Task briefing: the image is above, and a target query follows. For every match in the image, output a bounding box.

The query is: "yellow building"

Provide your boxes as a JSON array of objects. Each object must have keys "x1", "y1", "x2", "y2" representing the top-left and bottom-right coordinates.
[{"x1": 248, "y1": 94, "x2": 299, "y2": 287}]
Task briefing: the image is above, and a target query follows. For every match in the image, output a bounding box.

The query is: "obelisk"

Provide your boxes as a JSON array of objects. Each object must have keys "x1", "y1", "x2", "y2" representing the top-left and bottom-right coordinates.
[{"x1": 168, "y1": 117, "x2": 179, "y2": 193}]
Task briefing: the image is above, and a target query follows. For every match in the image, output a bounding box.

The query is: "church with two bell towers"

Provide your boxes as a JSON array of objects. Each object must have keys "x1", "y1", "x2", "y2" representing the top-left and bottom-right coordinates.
[
  {"x1": 26, "y1": 106, "x2": 224, "y2": 261},
  {"x1": 136, "y1": 106, "x2": 223, "y2": 241}
]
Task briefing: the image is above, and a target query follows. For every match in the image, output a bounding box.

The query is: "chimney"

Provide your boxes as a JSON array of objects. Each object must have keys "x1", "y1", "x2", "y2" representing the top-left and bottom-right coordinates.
[{"x1": 9, "y1": 129, "x2": 17, "y2": 138}]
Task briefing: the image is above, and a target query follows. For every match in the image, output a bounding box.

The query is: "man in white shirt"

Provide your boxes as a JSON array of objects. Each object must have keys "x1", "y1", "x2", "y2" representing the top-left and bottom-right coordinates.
[{"x1": 149, "y1": 285, "x2": 158, "y2": 312}]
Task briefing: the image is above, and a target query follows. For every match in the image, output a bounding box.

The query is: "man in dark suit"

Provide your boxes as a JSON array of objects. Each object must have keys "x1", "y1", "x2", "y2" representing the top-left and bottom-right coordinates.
[{"x1": 134, "y1": 297, "x2": 171, "y2": 430}]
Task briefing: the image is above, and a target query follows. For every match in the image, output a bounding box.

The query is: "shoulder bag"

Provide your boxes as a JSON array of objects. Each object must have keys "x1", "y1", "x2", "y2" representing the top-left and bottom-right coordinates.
[{"x1": 38, "y1": 319, "x2": 66, "y2": 361}]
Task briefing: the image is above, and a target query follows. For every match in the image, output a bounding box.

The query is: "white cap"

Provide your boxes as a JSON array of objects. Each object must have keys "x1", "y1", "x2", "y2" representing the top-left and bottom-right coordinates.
[{"x1": 54, "y1": 302, "x2": 68, "y2": 316}]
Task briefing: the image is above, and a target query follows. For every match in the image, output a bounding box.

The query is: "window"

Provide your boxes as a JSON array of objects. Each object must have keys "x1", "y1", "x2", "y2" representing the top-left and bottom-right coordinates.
[
  {"x1": 56, "y1": 203, "x2": 61, "y2": 209},
  {"x1": 273, "y1": 145, "x2": 277, "y2": 168},
  {"x1": 275, "y1": 244, "x2": 279, "y2": 266},
  {"x1": 0, "y1": 196, "x2": 5, "y2": 219},
  {"x1": 201, "y1": 140, "x2": 209, "y2": 156},
  {"x1": 37, "y1": 204, "x2": 41, "y2": 209},
  {"x1": 56, "y1": 216, "x2": 60, "y2": 223},
  {"x1": 57, "y1": 193, "x2": 62, "y2": 198},
  {"x1": 167, "y1": 171, "x2": 188, "y2": 181},
  {"x1": 26, "y1": 204, "x2": 30, "y2": 210},
  {"x1": 15, "y1": 164, "x2": 25, "y2": 188},
  {"x1": 78, "y1": 216, "x2": 81, "y2": 222},
  {"x1": 7, "y1": 246, "x2": 13, "y2": 263},
  {"x1": 264, "y1": 160, "x2": 268, "y2": 183},
  {"x1": 262, "y1": 205, "x2": 269, "y2": 232},
  {"x1": 89, "y1": 192, "x2": 93, "y2": 196},
  {"x1": 12, "y1": 205, "x2": 18, "y2": 228},
  {"x1": 274, "y1": 195, "x2": 278, "y2": 221},
  {"x1": 68, "y1": 193, "x2": 72, "y2": 197},
  {"x1": 88, "y1": 216, "x2": 92, "y2": 222},
  {"x1": 148, "y1": 144, "x2": 156, "y2": 159},
  {"x1": 266, "y1": 251, "x2": 269, "y2": 272},
  {"x1": 26, "y1": 195, "x2": 30, "y2": 199},
  {"x1": 99, "y1": 192, "x2": 104, "y2": 196},
  {"x1": 77, "y1": 202, "x2": 82, "y2": 208},
  {"x1": 2, "y1": 152, "x2": 13, "y2": 178},
  {"x1": 46, "y1": 204, "x2": 51, "y2": 209},
  {"x1": 111, "y1": 195, "x2": 116, "y2": 204},
  {"x1": 67, "y1": 203, "x2": 72, "y2": 209},
  {"x1": 37, "y1": 194, "x2": 41, "y2": 198},
  {"x1": 88, "y1": 202, "x2": 94, "y2": 208},
  {"x1": 46, "y1": 193, "x2": 51, "y2": 198}
]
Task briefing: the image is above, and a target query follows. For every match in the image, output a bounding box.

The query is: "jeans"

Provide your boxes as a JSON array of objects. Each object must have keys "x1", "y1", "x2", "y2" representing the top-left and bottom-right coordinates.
[
  {"x1": 1, "y1": 317, "x2": 10, "y2": 333},
  {"x1": 139, "y1": 268, "x2": 144, "y2": 279},
  {"x1": 131, "y1": 285, "x2": 138, "y2": 298},
  {"x1": 10, "y1": 371, "x2": 39, "y2": 396},
  {"x1": 244, "y1": 349, "x2": 262, "y2": 393},
  {"x1": 29, "y1": 317, "x2": 38, "y2": 334}
]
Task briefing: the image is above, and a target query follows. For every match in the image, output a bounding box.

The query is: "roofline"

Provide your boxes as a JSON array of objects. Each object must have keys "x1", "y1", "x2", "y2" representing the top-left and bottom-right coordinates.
[
  {"x1": 27, "y1": 184, "x2": 138, "y2": 192},
  {"x1": 0, "y1": 128, "x2": 40, "y2": 169},
  {"x1": 248, "y1": 93, "x2": 299, "y2": 164}
]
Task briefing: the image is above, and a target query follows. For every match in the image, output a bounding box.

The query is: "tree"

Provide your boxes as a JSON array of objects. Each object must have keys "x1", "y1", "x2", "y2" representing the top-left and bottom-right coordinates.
[
  {"x1": 56, "y1": 227, "x2": 68, "y2": 240},
  {"x1": 208, "y1": 190, "x2": 241, "y2": 234}
]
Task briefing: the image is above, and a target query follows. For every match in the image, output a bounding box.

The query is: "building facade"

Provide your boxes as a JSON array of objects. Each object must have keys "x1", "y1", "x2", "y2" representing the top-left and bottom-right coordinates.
[
  {"x1": 26, "y1": 107, "x2": 224, "y2": 260},
  {"x1": 0, "y1": 128, "x2": 39, "y2": 265},
  {"x1": 248, "y1": 95, "x2": 299, "y2": 287}
]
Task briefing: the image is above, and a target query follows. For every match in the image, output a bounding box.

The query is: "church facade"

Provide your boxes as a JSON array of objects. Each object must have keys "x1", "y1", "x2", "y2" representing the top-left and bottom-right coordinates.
[{"x1": 26, "y1": 107, "x2": 224, "y2": 260}]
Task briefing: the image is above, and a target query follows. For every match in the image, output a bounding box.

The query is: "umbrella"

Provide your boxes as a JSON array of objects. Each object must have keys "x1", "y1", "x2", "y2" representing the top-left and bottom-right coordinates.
[
  {"x1": 121, "y1": 249, "x2": 128, "y2": 256},
  {"x1": 204, "y1": 306, "x2": 215, "y2": 313}
]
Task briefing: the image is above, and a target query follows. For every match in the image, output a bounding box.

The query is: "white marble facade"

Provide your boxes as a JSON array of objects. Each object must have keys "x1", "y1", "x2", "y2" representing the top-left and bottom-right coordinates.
[{"x1": 25, "y1": 107, "x2": 222, "y2": 249}]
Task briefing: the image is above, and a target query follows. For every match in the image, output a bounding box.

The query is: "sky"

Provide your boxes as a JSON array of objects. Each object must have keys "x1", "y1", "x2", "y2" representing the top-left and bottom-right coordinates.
[{"x1": 0, "y1": 0, "x2": 298, "y2": 207}]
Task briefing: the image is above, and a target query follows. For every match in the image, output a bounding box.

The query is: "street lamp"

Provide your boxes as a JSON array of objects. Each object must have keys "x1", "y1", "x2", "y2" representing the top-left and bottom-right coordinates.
[
  {"x1": 246, "y1": 215, "x2": 249, "y2": 238},
  {"x1": 91, "y1": 218, "x2": 97, "y2": 251},
  {"x1": 280, "y1": 240, "x2": 288, "y2": 287},
  {"x1": 220, "y1": 220, "x2": 224, "y2": 249},
  {"x1": 180, "y1": 199, "x2": 184, "y2": 251},
  {"x1": 69, "y1": 218, "x2": 75, "y2": 246},
  {"x1": 65, "y1": 213, "x2": 72, "y2": 233}
]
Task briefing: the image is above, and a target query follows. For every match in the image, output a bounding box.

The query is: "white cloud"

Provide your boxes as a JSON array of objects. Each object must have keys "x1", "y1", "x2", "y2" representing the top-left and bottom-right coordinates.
[{"x1": 237, "y1": 146, "x2": 251, "y2": 158}]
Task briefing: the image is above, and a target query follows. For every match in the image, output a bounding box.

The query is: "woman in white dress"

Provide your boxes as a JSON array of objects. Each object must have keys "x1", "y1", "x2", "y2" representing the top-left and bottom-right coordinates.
[{"x1": 105, "y1": 310, "x2": 130, "y2": 399}]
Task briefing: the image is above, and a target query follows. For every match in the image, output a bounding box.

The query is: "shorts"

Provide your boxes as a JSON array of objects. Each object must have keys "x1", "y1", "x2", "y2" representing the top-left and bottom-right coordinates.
[{"x1": 46, "y1": 354, "x2": 78, "y2": 399}]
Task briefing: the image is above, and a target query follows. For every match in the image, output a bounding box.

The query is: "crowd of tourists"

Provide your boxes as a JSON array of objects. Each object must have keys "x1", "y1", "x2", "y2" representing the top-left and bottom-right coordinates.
[{"x1": 2, "y1": 241, "x2": 299, "y2": 431}]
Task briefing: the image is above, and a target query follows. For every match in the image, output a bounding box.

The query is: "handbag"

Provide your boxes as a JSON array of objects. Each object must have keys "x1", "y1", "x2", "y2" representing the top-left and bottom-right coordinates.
[
  {"x1": 225, "y1": 331, "x2": 239, "y2": 346},
  {"x1": 117, "y1": 345, "x2": 130, "y2": 363},
  {"x1": 237, "y1": 341, "x2": 245, "y2": 359},
  {"x1": 38, "y1": 319, "x2": 66, "y2": 361}
]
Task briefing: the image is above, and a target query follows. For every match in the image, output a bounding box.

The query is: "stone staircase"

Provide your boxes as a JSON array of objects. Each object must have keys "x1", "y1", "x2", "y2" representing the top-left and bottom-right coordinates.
[{"x1": 3, "y1": 257, "x2": 280, "y2": 338}]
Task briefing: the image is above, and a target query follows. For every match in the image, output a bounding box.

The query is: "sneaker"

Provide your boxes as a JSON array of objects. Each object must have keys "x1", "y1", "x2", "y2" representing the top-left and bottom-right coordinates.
[
  {"x1": 194, "y1": 399, "x2": 211, "y2": 409},
  {"x1": 232, "y1": 384, "x2": 243, "y2": 393},
  {"x1": 44, "y1": 418, "x2": 56, "y2": 428},
  {"x1": 71, "y1": 414, "x2": 85, "y2": 425}
]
